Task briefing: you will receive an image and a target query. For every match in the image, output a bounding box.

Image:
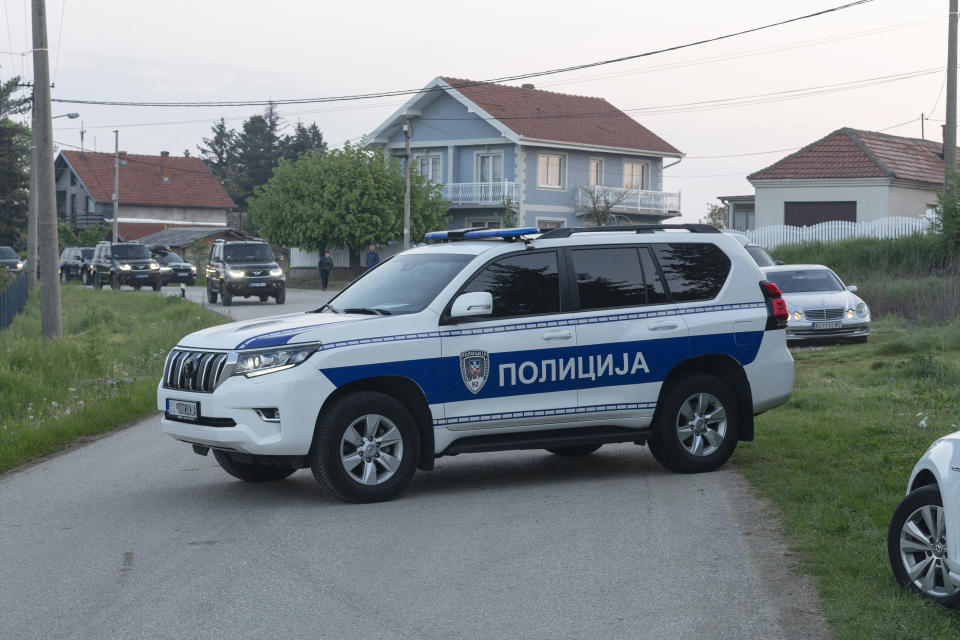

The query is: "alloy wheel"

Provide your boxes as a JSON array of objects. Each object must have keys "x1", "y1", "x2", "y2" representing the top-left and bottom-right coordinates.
[
  {"x1": 898, "y1": 504, "x2": 960, "y2": 598},
  {"x1": 339, "y1": 414, "x2": 404, "y2": 486},
  {"x1": 675, "y1": 392, "x2": 727, "y2": 457}
]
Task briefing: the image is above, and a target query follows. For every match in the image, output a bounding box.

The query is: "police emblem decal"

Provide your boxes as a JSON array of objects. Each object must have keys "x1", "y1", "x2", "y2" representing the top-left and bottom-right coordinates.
[{"x1": 459, "y1": 350, "x2": 489, "y2": 395}]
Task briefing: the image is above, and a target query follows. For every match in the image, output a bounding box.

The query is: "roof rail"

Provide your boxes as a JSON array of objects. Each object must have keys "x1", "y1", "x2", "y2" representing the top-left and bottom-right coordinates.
[{"x1": 537, "y1": 224, "x2": 720, "y2": 240}]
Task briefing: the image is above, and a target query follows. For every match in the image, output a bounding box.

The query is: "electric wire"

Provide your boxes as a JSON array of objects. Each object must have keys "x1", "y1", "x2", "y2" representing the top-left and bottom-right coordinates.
[{"x1": 52, "y1": 0, "x2": 65, "y2": 84}]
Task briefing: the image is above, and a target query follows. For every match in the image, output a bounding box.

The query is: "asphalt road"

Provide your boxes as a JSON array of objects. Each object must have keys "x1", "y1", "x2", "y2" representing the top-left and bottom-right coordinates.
[{"x1": 0, "y1": 289, "x2": 830, "y2": 640}]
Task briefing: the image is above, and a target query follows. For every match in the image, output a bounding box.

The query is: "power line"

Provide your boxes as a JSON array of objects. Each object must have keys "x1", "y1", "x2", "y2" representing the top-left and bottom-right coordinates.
[
  {"x1": 50, "y1": 0, "x2": 875, "y2": 108},
  {"x1": 52, "y1": 0, "x2": 65, "y2": 84},
  {"x1": 928, "y1": 69, "x2": 948, "y2": 115}
]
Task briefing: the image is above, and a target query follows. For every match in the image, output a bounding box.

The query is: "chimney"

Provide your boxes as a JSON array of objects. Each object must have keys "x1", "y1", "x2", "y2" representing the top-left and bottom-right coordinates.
[
  {"x1": 521, "y1": 83, "x2": 535, "y2": 90},
  {"x1": 160, "y1": 151, "x2": 170, "y2": 182}
]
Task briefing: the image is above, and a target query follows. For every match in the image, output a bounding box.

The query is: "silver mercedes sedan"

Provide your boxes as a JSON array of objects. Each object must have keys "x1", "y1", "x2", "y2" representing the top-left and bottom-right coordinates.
[{"x1": 761, "y1": 264, "x2": 870, "y2": 343}]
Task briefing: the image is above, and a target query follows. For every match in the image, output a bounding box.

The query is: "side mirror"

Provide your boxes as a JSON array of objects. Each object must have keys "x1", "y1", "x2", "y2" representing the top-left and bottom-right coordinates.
[
  {"x1": 846, "y1": 285, "x2": 858, "y2": 293},
  {"x1": 450, "y1": 291, "x2": 493, "y2": 318}
]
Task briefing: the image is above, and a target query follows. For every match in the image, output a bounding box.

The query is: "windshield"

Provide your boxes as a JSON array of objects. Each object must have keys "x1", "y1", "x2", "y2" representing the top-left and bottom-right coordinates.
[
  {"x1": 156, "y1": 251, "x2": 185, "y2": 264},
  {"x1": 80, "y1": 248, "x2": 94, "y2": 259},
  {"x1": 224, "y1": 244, "x2": 273, "y2": 262},
  {"x1": 0, "y1": 247, "x2": 16, "y2": 259},
  {"x1": 767, "y1": 269, "x2": 844, "y2": 293},
  {"x1": 327, "y1": 253, "x2": 474, "y2": 315},
  {"x1": 111, "y1": 244, "x2": 151, "y2": 260},
  {"x1": 745, "y1": 245, "x2": 775, "y2": 267}
]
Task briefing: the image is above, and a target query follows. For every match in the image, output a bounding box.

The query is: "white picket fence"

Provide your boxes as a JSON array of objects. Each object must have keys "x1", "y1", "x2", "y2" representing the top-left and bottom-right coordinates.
[{"x1": 728, "y1": 216, "x2": 934, "y2": 249}]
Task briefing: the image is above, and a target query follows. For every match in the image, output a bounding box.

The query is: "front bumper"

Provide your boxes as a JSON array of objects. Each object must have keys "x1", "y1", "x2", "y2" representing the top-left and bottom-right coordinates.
[
  {"x1": 158, "y1": 360, "x2": 333, "y2": 456},
  {"x1": 119, "y1": 271, "x2": 161, "y2": 285},
  {"x1": 225, "y1": 277, "x2": 285, "y2": 296},
  {"x1": 162, "y1": 270, "x2": 197, "y2": 284},
  {"x1": 786, "y1": 319, "x2": 870, "y2": 342}
]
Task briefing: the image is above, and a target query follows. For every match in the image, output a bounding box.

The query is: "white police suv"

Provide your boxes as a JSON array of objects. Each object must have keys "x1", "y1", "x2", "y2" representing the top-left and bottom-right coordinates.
[{"x1": 158, "y1": 225, "x2": 794, "y2": 502}]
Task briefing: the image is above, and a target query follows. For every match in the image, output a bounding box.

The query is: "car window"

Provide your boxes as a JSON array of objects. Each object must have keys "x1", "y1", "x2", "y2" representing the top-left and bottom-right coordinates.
[
  {"x1": 653, "y1": 243, "x2": 731, "y2": 302},
  {"x1": 745, "y1": 245, "x2": 776, "y2": 267},
  {"x1": 157, "y1": 251, "x2": 185, "y2": 264},
  {"x1": 462, "y1": 251, "x2": 559, "y2": 318},
  {"x1": 571, "y1": 247, "x2": 646, "y2": 310},
  {"x1": 766, "y1": 269, "x2": 844, "y2": 293},
  {"x1": 224, "y1": 244, "x2": 273, "y2": 262},
  {"x1": 80, "y1": 248, "x2": 93, "y2": 259},
  {"x1": 639, "y1": 247, "x2": 669, "y2": 305},
  {"x1": 0, "y1": 246, "x2": 17, "y2": 259},
  {"x1": 111, "y1": 244, "x2": 151, "y2": 260}
]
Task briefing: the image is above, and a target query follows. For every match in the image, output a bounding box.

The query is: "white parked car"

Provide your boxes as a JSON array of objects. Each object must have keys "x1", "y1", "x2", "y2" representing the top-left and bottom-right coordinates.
[
  {"x1": 158, "y1": 225, "x2": 795, "y2": 502},
  {"x1": 888, "y1": 432, "x2": 960, "y2": 607},
  {"x1": 760, "y1": 264, "x2": 870, "y2": 343}
]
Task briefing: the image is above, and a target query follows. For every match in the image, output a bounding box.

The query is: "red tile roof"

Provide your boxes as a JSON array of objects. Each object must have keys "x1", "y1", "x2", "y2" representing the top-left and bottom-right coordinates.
[
  {"x1": 442, "y1": 77, "x2": 681, "y2": 156},
  {"x1": 748, "y1": 128, "x2": 949, "y2": 183},
  {"x1": 60, "y1": 151, "x2": 235, "y2": 209}
]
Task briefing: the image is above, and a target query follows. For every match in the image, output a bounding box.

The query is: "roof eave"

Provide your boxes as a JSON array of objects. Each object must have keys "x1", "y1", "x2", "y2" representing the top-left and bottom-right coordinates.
[{"x1": 518, "y1": 136, "x2": 683, "y2": 158}]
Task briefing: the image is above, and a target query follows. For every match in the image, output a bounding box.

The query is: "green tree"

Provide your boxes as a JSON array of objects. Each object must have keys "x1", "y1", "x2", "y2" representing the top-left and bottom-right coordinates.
[
  {"x1": 57, "y1": 222, "x2": 78, "y2": 254},
  {"x1": 577, "y1": 185, "x2": 630, "y2": 226},
  {"x1": 76, "y1": 226, "x2": 108, "y2": 246},
  {"x1": 281, "y1": 121, "x2": 327, "y2": 161},
  {"x1": 0, "y1": 76, "x2": 30, "y2": 248},
  {"x1": 933, "y1": 168, "x2": 960, "y2": 255},
  {"x1": 248, "y1": 144, "x2": 450, "y2": 253},
  {"x1": 197, "y1": 117, "x2": 238, "y2": 186},
  {"x1": 231, "y1": 103, "x2": 283, "y2": 208},
  {"x1": 700, "y1": 202, "x2": 727, "y2": 229}
]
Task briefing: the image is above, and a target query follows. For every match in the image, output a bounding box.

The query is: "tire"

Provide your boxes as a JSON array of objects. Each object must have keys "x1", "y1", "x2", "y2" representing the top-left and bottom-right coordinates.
[
  {"x1": 110, "y1": 273, "x2": 120, "y2": 290},
  {"x1": 853, "y1": 336, "x2": 869, "y2": 344},
  {"x1": 647, "y1": 374, "x2": 740, "y2": 474},
  {"x1": 275, "y1": 288, "x2": 286, "y2": 304},
  {"x1": 81, "y1": 270, "x2": 89, "y2": 286},
  {"x1": 207, "y1": 282, "x2": 218, "y2": 304},
  {"x1": 220, "y1": 283, "x2": 232, "y2": 306},
  {"x1": 888, "y1": 485, "x2": 960, "y2": 607},
  {"x1": 186, "y1": 278, "x2": 195, "y2": 286},
  {"x1": 60, "y1": 270, "x2": 67, "y2": 283},
  {"x1": 95, "y1": 272, "x2": 103, "y2": 290},
  {"x1": 259, "y1": 295, "x2": 268, "y2": 302},
  {"x1": 212, "y1": 450, "x2": 296, "y2": 482},
  {"x1": 134, "y1": 283, "x2": 142, "y2": 290},
  {"x1": 309, "y1": 391, "x2": 419, "y2": 503},
  {"x1": 545, "y1": 444, "x2": 603, "y2": 456},
  {"x1": 152, "y1": 279, "x2": 162, "y2": 292}
]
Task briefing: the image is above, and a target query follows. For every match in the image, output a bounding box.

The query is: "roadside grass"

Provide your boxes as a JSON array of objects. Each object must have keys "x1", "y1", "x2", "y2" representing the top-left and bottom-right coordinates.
[
  {"x1": 734, "y1": 317, "x2": 960, "y2": 639},
  {"x1": 0, "y1": 283, "x2": 226, "y2": 472}
]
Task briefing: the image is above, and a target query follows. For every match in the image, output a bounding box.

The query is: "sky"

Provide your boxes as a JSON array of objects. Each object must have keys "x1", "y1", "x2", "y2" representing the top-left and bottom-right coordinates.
[{"x1": 0, "y1": 0, "x2": 951, "y2": 223}]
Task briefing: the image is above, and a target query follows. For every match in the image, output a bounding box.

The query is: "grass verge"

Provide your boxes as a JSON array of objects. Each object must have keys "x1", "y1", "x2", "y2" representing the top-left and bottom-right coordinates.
[
  {"x1": 734, "y1": 317, "x2": 960, "y2": 639},
  {"x1": 0, "y1": 283, "x2": 226, "y2": 472}
]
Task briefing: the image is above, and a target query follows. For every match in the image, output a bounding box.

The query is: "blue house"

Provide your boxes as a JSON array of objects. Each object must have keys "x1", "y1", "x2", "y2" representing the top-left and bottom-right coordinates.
[{"x1": 365, "y1": 76, "x2": 684, "y2": 230}]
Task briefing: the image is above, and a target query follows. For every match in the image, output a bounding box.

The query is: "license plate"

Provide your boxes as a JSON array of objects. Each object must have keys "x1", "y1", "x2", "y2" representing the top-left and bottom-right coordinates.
[
  {"x1": 135, "y1": 274, "x2": 148, "y2": 278},
  {"x1": 813, "y1": 321, "x2": 842, "y2": 329},
  {"x1": 167, "y1": 399, "x2": 199, "y2": 421},
  {"x1": 177, "y1": 271, "x2": 188, "y2": 275},
  {"x1": 249, "y1": 282, "x2": 266, "y2": 287}
]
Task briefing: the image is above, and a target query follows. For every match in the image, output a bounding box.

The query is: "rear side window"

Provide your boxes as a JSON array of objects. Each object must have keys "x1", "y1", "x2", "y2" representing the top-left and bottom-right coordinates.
[
  {"x1": 653, "y1": 243, "x2": 731, "y2": 302},
  {"x1": 571, "y1": 248, "x2": 646, "y2": 310},
  {"x1": 462, "y1": 251, "x2": 559, "y2": 318},
  {"x1": 639, "y1": 247, "x2": 668, "y2": 305}
]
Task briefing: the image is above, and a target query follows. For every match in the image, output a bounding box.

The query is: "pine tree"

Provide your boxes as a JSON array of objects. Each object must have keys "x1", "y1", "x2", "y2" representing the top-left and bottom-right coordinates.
[{"x1": 0, "y1": 76, "x2": 30, "y2": 248}]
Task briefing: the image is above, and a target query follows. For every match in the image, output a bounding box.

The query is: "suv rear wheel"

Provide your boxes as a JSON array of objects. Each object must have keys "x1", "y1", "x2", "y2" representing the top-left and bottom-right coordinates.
[
  {"x1": 648, "y1": 374, "x2": 739, "y2": 474},
  {"x1": 309, "y1": 392, "x2": 419, "y2": 503},
  {"x1": 212, "y1": 450, "x2": 296, "y2": 482}
]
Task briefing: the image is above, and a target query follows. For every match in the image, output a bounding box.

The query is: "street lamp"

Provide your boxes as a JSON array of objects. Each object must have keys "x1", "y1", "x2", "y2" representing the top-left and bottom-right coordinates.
[{"x1": 53, "y1": 112, "x2": 79, "y2": 119}]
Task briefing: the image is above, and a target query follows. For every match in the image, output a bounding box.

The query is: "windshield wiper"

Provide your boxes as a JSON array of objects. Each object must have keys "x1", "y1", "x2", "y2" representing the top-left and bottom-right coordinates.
[
  {"x1": 343, "y1": 307, "x2": 391, "y2": 316},
  {"x1": 315, "y1": 303, "x2": 339, "y2": 314}
]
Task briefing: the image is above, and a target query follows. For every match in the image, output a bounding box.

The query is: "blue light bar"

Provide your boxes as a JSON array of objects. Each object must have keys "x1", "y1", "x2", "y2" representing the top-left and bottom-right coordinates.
[{"x1": 424, "y1": 227, "x2": 540, "y2": 241}]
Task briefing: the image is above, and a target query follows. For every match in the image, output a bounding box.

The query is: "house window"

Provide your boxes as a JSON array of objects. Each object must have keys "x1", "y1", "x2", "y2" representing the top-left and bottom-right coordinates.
[
  {"x1": 476, "y1": 153, "x2": 503, "y2": 183},
  {"x1": 588, "y1": 158, "x2": 603, "y2": 187},
  {"x1": 538, "y1": 153, "x2": 564, "y2": 189},
  {"x1": 416, "y1": 155, "x2": 442, "y2": 182},
  {"x1": 784, "y1": 201, "x2": 856, "y2": 226},
  {"x1": 87, "y1": 196, "x2": 95, "y2": 214},
  {"x1": 623, "y1": 161, "x2": 648, "y2": 190},
  {"x1": 467, "y1": 218, "x2": 500, "y2": 228},
  {"x1": 56, "y1": 190, "x2": 66, "y2": 218},
  {"x1": 70, "y1": 172, "x2": 77, "y2": 186},
  {"x1": 69, "y1": 193, "x2": 76, "y2": 225},
  {"x1": 733, "y1": 209, "x2": 755, "y2": 231},
  {"x1": 536, "y1": 217, "x2": 565, "y2": 230}
]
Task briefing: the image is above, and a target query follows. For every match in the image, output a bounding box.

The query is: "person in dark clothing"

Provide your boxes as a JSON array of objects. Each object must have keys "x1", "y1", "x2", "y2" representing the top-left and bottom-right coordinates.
[
  {"x1": 364, "y1": 244, "x2": 381, "y2": 271},
  {"x1": 317, "y1": 249, "x2": 333, "y2": 291}
]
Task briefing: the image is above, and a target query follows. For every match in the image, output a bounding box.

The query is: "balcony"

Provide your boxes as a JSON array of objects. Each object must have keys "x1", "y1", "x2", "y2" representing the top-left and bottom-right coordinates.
[
  {"x1": 575, "y1": 186, "x2": 681, "y2": 216},
  {"x1": 442, "y1": 182, "x2": 518, "y2": 208}
]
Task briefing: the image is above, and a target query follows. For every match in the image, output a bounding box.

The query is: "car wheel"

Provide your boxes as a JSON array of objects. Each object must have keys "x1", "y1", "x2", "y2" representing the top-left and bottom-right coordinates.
[
  {"x1": 207, "y1": 282, "x2": 218, "y2": 304},
  {"x1": 60, "y1": 270, "x2": 67, "y2": 283},
  {"x1": 888, "y1": 485, "x2": 960, "y2": 607},
  {"x1": 647, "y1": 374, "x2": 739, "y2": 474},
  {"x1": 212, "y1": 450, "x2": 296, "y2": 482},
  {"x1": 186, "y1": 278, "x2": 195, "y2": 286},
  {"x1": 545, "y1": 444, "x2": 603, "y2": 456},
  {"x1": 259, "y1": 295, "x2": 268, "y2": 302},
  {"x1": 134, "y1": 283, "x2": 142, "y2": 290},
  {"x1": 275, "y1": 288, "x2": 286, "y2": 304},
  {"x1": 95, "y1": 273, "x2": 103, "y2": 289},
  {"x1": 81, "y1": 270, "x2": 89, "y2": 286},
  {"x1": 152, "y1": 279, "x2": 162, "y2": 292},
  {"x1": 110, "y1": 273, "x2": 120, "y2": 290},
  {"x1": 309, "y1": 391, "x2": 419, "y2": 503},
  {"x1": 220, "y1": 283, "x2": 232, "y2": 306}
]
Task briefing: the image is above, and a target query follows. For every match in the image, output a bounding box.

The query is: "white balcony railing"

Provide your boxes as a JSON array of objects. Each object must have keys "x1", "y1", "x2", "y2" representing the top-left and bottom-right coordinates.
[
  {"x1": 576, "y1": 186, "x2": 681, "y2": 215},
  {"x1": 442, "y1": 182, "x2": 517, "y2": 207}
]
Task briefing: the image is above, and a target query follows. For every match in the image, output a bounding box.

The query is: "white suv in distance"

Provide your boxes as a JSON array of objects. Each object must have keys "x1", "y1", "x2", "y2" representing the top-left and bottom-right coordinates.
[{"x1": 158, "y1": 225, "x2": 794, "y2": 502}]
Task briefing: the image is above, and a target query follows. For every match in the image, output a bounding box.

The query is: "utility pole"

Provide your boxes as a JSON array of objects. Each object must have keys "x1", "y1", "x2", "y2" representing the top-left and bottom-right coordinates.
[
  {"x1": 403, "y1": 116, "x2": 411, "y2": 250},
  {"x1": 946, "y1": 0, "x2": 958, "y2": 187},
  {"x1": 112, "y1": 130, "x2": 119, "y2": 242},
  {"x1": 922, "y1": 113, "x2": 925, "y2": 140},
  {"x1": 32, "y1": 0, "x2": 61, "y2": 338},
  {"x1": 26, "y1": 90, "x2": 38, "y2": 292}
]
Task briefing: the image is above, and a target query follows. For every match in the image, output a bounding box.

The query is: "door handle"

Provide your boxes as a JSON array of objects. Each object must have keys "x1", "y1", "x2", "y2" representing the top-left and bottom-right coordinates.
[
  {"x1": 541, "y1": 329, "x2": 573, "y2": 340},
  {"x1": 647, "y1": 320, "x2": 679, "y2": 331}
]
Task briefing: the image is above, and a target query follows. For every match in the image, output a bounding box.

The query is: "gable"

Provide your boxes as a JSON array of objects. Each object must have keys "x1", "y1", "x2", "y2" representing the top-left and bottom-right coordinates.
[{"x1": 385, "y1": 91, "x2": 505, "y2": 145}]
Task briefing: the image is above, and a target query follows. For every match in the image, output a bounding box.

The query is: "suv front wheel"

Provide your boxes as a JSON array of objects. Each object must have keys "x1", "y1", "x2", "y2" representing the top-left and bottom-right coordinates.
[
  {"x1": 309, "y1": 392, "x2": 419, "y2": 503},
  {"x1": 648, "y1": 374, "x2": 739, "y2": 474},
  {"x1": 220, "y1": 282, "x2": 232, "y2": 306}
]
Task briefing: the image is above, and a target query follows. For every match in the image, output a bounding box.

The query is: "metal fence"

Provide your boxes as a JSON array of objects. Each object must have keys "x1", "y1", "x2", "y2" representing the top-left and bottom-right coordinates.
[
  {"x1": 0, "y1": 273, "x2": 28, "y2": 330},
  {"x1": 727, "y1": 216, "x2": 934, "y2": 249}
]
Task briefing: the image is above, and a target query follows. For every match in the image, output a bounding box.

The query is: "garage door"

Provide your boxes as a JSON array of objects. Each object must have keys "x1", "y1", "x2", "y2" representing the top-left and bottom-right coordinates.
[{"x1": 784, "y1": 201, "x2": 856, "y2": 226}]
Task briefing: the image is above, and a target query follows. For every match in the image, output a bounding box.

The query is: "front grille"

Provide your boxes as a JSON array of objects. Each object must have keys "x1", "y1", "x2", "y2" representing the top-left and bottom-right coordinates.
[
  {"x1": 803, "y1": 308, "x2": 844, "y2": 321},
  {"x1": 163, "y1": 349, "x2": 231, "y2": 393},
  {"x1": 245, "y1": 269, "x2": 269, "y2": 277},
  {"x1": 133, "y1": 264, "x2": 150, "y2": 271}
]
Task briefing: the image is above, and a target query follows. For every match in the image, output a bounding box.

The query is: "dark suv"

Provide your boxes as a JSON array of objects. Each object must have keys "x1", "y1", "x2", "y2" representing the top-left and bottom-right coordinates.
[
  {"x1": 58, "y1": 246, "x2": 94, "y2": 283},
  {"x1": 0, "y1": 246, "x2": 23, "y2": 273},
  {"x1": 147, "y1": 245, "x2": 197, "y2": 286},
  {"x1": 91, "y1": 241, "x2": 162, "y2": 290},
  {"x1": 205, "y1": 239, "x2": 285, "y2": 306}
]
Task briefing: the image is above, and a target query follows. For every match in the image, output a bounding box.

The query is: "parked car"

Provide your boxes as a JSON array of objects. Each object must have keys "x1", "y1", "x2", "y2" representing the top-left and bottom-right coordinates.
[
  {"x1": 91, "y1": 241, "x2": 162, "y2": 291},
  {"x1": 147, "y1": 245, "x2": 197, "y2": 286},
  {"x1": 0, "y1": 246, "x2": 23, "y2": 273},
  {"x1": 888, "y1": 430, "x2": 960, "y2": 607},
  {"x1": 205, "y1": 239, "x2": 285, "y2": 306},
  {"x1": 159, "y1": 225, "x2": 794, "y2": 503},
  {"x1": 728, "y1": 234, "x2": 782, "y2": 267},
  {"x1": 58, "y1": 246, "x2": 95, "y2": 283},
  {"x1": 760, "y1": 264, "x2": 870, "y2": 343}
]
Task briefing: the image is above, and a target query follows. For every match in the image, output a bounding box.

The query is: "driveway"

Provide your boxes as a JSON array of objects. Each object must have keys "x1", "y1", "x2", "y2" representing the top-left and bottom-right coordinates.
[{"x1": 0, "y1": 288, "x2": 830, "y2": 640}]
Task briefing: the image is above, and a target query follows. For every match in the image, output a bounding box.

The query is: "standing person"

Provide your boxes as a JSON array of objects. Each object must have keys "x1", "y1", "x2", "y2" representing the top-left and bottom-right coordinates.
[
  {"x1": 364, "y1": 244, "x2": 381, "y2": 271},
  {"x1": 317, "y1": 249, "x2": 333, "y2": 291}
]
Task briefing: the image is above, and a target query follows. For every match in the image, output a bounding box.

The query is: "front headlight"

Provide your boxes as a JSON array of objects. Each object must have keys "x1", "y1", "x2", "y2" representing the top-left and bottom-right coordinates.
[
  {"x1": 792, "y1": 311, "x2": 802, "y2": 321},
  {"x1": 160, "y1": 266, "x2": 172, "y2": 272},
  {"x1": 856, "y1": 302, "x2": 868, "y2": 317},
  {"x1": 228, "y1": 269, "x2": 245, "y2": 279},
  {"x1": 190, "y1": 265, "x2": 197, "y2": 273},
  {"x1": 16, "y1": 261, "x2": 23, "y2": 269},
  {"x1": 149, "y1": 261, "x2": 160, "y2": 270},
  {"x1": 269, "y1": 267, "x2": 283, "y2": 277},
  {"x1": 232, "y1": 343, "x2": 320, "y2": 378},
  {"x1": 120, "y1": 263, "x2": 132, "y2": 271}
]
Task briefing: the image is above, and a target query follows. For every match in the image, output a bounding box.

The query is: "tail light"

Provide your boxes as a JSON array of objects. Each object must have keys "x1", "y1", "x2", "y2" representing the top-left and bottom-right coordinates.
[{"x1": 760, "y1": 281, "x2": 788, "y2": 328}]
